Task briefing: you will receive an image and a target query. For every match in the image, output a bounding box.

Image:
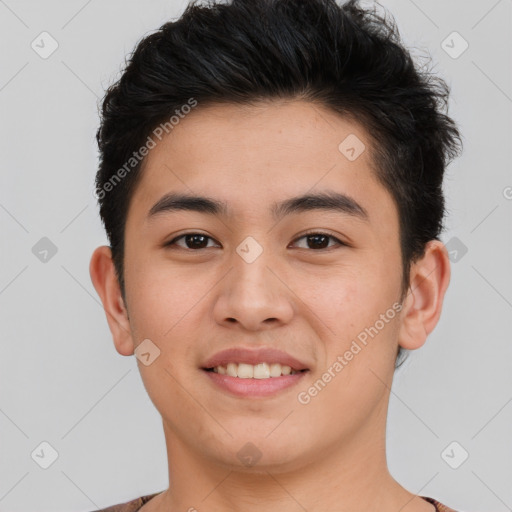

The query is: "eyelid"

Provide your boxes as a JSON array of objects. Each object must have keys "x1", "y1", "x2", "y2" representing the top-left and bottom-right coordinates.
[
  {"x1": 165, "y1": 232, "x2": 220, "y2": 249},
  {"x1": 290, "y1": 230, "x2": 348, "y2": 249},
  {"x1": 165, "y1": 230, "x2": 349, "y2": 250}
]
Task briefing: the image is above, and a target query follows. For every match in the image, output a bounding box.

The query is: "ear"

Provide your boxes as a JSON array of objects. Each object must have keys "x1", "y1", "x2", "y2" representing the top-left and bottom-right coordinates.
[
  {"x1": 89, "y1": 245, "x2": 135, "y2": 356},
  {"x1": 398, "y1": 240, "x2": 451, "y2": 350}
]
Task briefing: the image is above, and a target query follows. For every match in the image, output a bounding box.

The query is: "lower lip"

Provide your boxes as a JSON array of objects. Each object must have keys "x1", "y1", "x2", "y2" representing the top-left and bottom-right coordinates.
[{"x1": 202, "y1": 369, "x2": 308, "y2": 398}]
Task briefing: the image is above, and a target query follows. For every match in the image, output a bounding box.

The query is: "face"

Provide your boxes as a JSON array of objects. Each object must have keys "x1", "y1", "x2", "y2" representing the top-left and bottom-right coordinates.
[{"x1": 120, "y1": 100, "x2": 406, "y2": 471}]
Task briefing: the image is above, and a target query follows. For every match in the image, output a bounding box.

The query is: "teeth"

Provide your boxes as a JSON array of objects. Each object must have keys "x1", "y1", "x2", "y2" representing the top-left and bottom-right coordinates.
[
  {"x1": 281, "y1": 365, "x2": 292, "y2": 376},
  {"x1": 269, "y1": 363, "x2": 282, "y2": 377},
  {"x1": 254, "y1": 363, "x2": 270, "y2": 379},
  {"x1": 210, "y1": 362, "x2": 299, "y2": 378},
  {"x1": 253, "y1": 363, "x2": 270, "y2": 379},
  {"x1": 237, "y1": 363, "x2": 253, "y2": 379},
  {"x1": 227, "y1": 363, "x2": 238, "y2": 377}
]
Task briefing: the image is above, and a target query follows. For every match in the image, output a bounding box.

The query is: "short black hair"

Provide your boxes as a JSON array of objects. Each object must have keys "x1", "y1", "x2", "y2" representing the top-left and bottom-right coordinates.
[{"x1": 95, "y1": 0, "x2": 463, "y2": 369}]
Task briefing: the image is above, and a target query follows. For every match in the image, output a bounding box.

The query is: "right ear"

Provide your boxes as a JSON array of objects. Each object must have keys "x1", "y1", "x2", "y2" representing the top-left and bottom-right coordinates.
[{"x1": 89, "y1": 245, "x2": 135, "y2": 356}]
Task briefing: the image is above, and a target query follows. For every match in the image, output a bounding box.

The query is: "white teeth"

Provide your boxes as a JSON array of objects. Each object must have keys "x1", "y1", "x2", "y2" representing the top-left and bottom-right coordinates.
[
  {"x1": 210, "y1": 362, "x2": 300, "y2": 378},
  {"x1": 253, "y1": 363, "x2": 270, "y2": 379},
  {"x1": 281, "y1": 365, "x2": 292, "y2": 375},
  {"x1": 237, "y1": 363, "x2": 254, "y2": 379},
  {"x1": 226, "y1": 363, "x2": 238, "y2": 377},
  {"x1": 269, "y1": 363, "x2": 282, "y2": 377}
]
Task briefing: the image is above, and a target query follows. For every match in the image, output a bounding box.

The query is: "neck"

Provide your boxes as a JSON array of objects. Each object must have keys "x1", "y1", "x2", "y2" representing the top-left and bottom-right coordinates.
[{"x1": 150, "y1": 401, "x2": 430, "y2": 512}]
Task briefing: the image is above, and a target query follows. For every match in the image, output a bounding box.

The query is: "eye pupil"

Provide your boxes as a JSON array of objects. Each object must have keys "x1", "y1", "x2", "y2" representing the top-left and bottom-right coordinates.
[
  {"x1": 186, "y1": 234, "x2": 209, "y2": 249},
  {"x1": 169, "y1": 232, "x2": 341, "y2": 251},
  {"x1": 307, "y1": 234, "x2": 329, "y2": 249}
]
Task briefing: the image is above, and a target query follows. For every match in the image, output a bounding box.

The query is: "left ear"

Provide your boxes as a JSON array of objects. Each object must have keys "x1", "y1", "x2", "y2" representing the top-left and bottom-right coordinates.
[{"x1": 398, "y1": 239, "x2": 451, "y2": 350}]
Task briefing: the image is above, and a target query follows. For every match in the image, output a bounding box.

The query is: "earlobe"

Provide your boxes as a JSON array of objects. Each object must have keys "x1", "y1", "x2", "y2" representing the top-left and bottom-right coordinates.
[
  {"x1": 397, "y1": 240, "x2": 451, "y2": 351},
  {"x1": 89, "y1": 245, "x2": 135, "y2": 356}
]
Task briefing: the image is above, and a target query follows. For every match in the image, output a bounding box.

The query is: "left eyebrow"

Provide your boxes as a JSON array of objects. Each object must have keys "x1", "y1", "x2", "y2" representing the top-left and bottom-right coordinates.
[
  {"x1": 271, "y1": 190, "x2": 369, "y2": 222},
  {"x1": 147, "y1": 190, "x2": 369, "y2": 222}
]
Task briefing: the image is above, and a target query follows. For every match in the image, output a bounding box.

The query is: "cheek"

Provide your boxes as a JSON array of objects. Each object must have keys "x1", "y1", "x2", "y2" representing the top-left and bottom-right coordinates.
[
  {"x1": 124, "y1": 259, "x2": 199, "y2": 344},
  {"x1": 292, "y1": 259, "x2": 396, "y2": 331},
  {"x1": 125, "y1": 266, "x2": 205, "y2": 410},
  {"x1": 298, "y1": 257, "x2": 401, "y2": 371}
]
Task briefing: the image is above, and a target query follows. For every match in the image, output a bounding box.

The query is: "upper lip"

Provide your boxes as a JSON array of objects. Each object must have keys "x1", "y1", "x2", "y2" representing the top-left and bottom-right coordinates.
[{"x1": 202, "y1": 347, "x2": 310, "y2": 371}]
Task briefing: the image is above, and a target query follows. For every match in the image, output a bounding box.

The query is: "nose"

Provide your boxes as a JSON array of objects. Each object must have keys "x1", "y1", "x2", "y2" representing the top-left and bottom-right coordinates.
[{"x1": 213, "y1": 246, "x2": 294, "y2": 332}]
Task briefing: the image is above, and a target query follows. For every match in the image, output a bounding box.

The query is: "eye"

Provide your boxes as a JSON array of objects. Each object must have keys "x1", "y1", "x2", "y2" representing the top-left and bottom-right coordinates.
[
  {"x1": 291, "y1": 231, "x2": 346, "y2": 250},
  {"x1": 164, "y1": 231, "x2": 347, "y2": 251},
  {"x1": 165, "y1": 233, "x2": 220, "y2": 250}
]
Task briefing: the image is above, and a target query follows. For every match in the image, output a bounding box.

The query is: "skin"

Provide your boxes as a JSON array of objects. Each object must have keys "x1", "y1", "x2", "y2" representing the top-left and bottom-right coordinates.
[{"x1": 90, "y1": 99, "x2": 450, "y2": 512}]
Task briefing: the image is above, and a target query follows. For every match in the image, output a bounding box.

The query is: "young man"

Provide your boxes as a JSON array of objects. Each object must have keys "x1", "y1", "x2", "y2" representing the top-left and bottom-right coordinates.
[{"x1": 89, "y1": 0, "x2": 463, "y2": 510}]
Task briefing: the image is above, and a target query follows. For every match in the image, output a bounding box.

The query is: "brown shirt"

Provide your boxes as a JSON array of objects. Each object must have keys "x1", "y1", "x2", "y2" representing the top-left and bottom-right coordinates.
[{"x1": 93, "y1": 492, "x2": 459, "y2": 511}]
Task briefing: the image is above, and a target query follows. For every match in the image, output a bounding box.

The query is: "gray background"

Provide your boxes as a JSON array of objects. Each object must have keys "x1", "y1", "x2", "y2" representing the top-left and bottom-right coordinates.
[{"x1": 0, "y1": 0, "x2": 511, "y2": 511}]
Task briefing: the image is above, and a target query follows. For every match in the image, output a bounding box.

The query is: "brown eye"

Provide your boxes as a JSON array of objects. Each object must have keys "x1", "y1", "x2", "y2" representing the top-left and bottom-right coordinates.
[
  {"x1": 166, "y1": 233, "x2": 219, "y2": 250},
  {"x1": 165, "y1": 231, "x2": 346, "y2": 251},
  {"x1": 292, "y1": 232, "x2": 345, "y2": 250}
]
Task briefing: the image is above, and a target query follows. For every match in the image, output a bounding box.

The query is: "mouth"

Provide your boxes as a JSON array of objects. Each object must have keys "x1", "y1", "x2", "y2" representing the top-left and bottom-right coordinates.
[
  {"x1": 201, "y1": 347, "x2": 310, "y2": 398},
  {"x1": 203, "y1": 362, "x2": 308, "y2": 378}
]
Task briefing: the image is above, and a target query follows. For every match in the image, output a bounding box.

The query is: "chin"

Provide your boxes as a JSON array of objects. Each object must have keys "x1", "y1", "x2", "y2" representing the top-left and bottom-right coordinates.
[{"x1": 203, "y1": 432, "x2": 311, "y2": 473}]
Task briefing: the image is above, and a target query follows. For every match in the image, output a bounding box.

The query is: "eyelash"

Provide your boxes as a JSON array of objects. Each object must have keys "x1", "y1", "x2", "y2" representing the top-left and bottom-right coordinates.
[{"x1": 164, "y1": 231, "x2": 347, "y2": 251}]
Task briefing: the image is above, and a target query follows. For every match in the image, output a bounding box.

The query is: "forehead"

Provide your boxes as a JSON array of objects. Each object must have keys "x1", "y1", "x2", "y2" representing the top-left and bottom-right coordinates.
[
  {"x1": 127, "y1": 99, "x2": 396, "y2": 228},
  {"x1": 142, "y1": 100, "x2": 374, "y2": 174}
]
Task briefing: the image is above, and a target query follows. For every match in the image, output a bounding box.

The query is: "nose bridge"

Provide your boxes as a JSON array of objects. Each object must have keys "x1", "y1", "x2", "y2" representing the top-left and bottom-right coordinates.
[
  {"x1": 231, "y1": 235, "x2": 277, "y2": 302},
  {"x1": 214, "y1": 234, "x2": 294, "y2": 329}
]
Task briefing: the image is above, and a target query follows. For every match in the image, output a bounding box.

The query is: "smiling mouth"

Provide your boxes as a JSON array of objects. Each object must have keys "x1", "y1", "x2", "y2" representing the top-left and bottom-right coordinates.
[{"x1": 203, "y1": 362, "x2": 309, "y2": 379}]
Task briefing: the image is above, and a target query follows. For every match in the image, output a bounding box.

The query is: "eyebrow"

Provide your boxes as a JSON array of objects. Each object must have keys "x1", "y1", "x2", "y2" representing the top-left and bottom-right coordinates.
[{"x1": 147, "y1": 190, "x2": 369, "y2": 222}]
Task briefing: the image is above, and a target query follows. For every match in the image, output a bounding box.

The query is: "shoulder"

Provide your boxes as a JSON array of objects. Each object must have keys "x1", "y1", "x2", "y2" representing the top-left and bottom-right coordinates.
[
  {"x1": 92, "y1": 492, "x2": 162, "y2": 512},
  {"x1": 422, "y1": 496, "x2": 460, "y2": 512}
]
